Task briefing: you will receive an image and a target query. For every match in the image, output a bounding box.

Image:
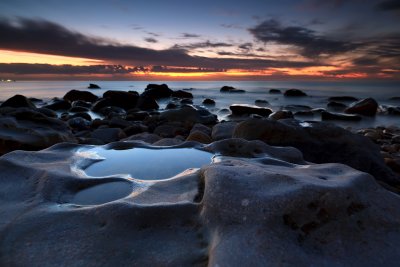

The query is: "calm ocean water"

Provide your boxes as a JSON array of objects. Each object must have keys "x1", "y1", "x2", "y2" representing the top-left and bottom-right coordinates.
[{"x1": 0, "y1": 80, "x2": 399, "y2": 128}]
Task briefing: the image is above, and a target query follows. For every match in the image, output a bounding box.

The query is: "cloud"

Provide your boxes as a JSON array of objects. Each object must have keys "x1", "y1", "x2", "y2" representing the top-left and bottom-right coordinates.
[
  {"x1": 238, "y1": 42, "x2": 253, "y2": 51},
  {"x1": 0, "y1": 63, "x2": 147, "y2": 74},
  {"x1": 180, "y1": 33, "x2": 201, "y2": 38},
  {"x1": 144, "y1": 37, "x2": 158, "y2": 43},
  {"x1": 151, "y1": 65, "x2": 224, "y2": 72},
  {"x1": 376, "y1": 0, "x2": 400, "y2": 11},
  {"x1": 248, "y1": 19, "x2": 358, "y2": 58},
  {"x1": 0, "y1": 17, "x2": 322, "y2": 71}
]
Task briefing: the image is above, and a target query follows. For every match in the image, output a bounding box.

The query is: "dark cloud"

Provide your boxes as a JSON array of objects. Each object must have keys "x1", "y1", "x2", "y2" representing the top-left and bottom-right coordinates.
[
  {"x1": 249, "y1": 19, "x2": 358, "y2": 58},
  {"x1": 173, "y1": 40, "x2": 234, "y2": 49},
  {"x1": 151, "y1": 66, "x2": 224, "y2": 73},
  {"x1": 0, "y1": 17, "x2": 322, "y2": 71},
  {"x1": 0, "y1": 63, "x2": 147, "y2": 75},
  {"x1": 352, "y1": 57, "x2": 379, "y2": 66},
  {"x1": 376, "y1": 0, "x2": 400, "y2": 10},
  {"x1": 144, "y1": 37, "x2": 158, "y2": 43},
  {"x1": 238, "y1": 42, "x2": 253, "y2": 51},
  {"x1": 180, "y1": 33, "x2": 201, "y2": 38}
]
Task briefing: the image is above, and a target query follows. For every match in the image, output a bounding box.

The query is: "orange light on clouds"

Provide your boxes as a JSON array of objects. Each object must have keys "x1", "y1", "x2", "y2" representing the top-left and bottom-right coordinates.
[{"x1": 0, "y1": 50, "x2": 104, "y2": 65}]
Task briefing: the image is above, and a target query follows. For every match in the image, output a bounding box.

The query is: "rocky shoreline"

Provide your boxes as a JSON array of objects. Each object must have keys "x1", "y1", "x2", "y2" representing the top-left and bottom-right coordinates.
[{"x1": 1, "y1": 83, "x2": 400, "y2": 265}]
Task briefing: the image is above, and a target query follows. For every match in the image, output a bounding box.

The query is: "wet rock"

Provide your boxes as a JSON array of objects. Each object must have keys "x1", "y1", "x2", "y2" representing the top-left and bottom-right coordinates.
[
  {"x1": 123, "y1": 132, "x2": 161, "y2": 143},
  {"x1": 269, "y1": 89, "x2": 281, "y2": 94},
  {"x1": 152, "y1": 138, "x2": 184, "y2": 146},
  {"x1": 91, "y1": 98, "x2": 114, "y2": 112},
  {"x1": 233, "y1": 118, "x2": 399, "y2": 187},
  {"x1": 268, "y1": 110, "x2": 294, "y2": 120},
  {"x1": 154, "y1": 122, "x2": 187, "y2": 138},
  {"x1": 387, "y1": 107, "x2": 400, "y2": 115},
  {"x1": 321, "y1": 111, "x2": 362, "y2": 121},
  {"x1": 220, "y1": 86, "x2": 246, "y2": 93},
  {"x1": 126, "y1": 111, "x2": 149, "y2": 121},
  {"x1": 190, "y1": 123, "x2": 211, "y2": 136},
  {"x1": 88, "y1": 83, "x2": 100, "y2": 89},
  {"x1": 294, "y1": 111, "x2": 314, "y2": 117},
  {"x1": 70, "y1": 112, "x2": 92, "y2": 121},
  {"x1": 254, "y1": 99, "x2": 269, "y2": 106},
  {"x1": 229, "y1": 104, "x2": 272, "y2": 117},
  {"x1": 35, "y1": 107, "x2": 57, "y2": 118},
  {"x1": 385, "y1": 158, "x2": 400, "y2": 173},
  {"x1": 0, "y1": 94, "x2": 36, "y2": 109},
  {"x1": 186, "y1": 130, "x2": 212, "y2": 144},
  {"x1": 166, "y1": 102, "x2": 179, "y2": 109},
  {"x1": 284, "y1": 89, "x2": 307, "y2": 97},
  {"x1": 211, "y1": 121, "x2": 238, "y2": 141},
  {"x1": 345, "y1": 98, "x2": 378, "y2": 116},
  {"x1": 141, "y1": 84, "x2": 173, "y2": 99},
  {"x1": 284, "y1": 105, "x2": 312, "y2": 111},
  {"x1": 108, "y1": 117, "x2": 133, "y2": 129},
  {"x1": 68, "y1": 117, "x2": 91, "y2": 131},
  {"x1": 0, "y1": 108, "x2": 76, "y2": 154},
  {"x1": 43, "y1": 99, "x2": 71, "y2": 111},
  {"x1": 69, "y1": 106, "x2": 90, "y2": 113},
  {"x1": 180, "y1": 98, "x2": 193, "y2": 105},
  {"x1": 327, "y1": 101, "x2": 347, "y2": 109},
  {"x1": 123, "y1": 123, "x2": 148, "y2": 136},
  {"x1": 91, "y1": 128, "x2": 127, "y2": 143},
  {"x1": 63, "y1": 90, "x2": 98, "y2": 103},
  {"x1": 136, "y1": 96, "x2": 159, "y2": 110},
  {"x1": 72, "y1": 100, "x2": 92, "y2": 109},
  {"x1": 98, "y1": 106, "x2": 126, "y2": 117},
  {"x1": 103, "y1": 91, "x2": 139, "y2": 110},
  {"x1": 202, "y1": 98, "x2": 215, "y2": 105},
  {"x1": 171, "y1": 90, "x2": 193, "y2": 99},
  {"x1": 328, "y1": 96, "x2": 358, "y2": 102},
  {"x1": 160, "y1": 106, "x2": 217, "y2": 125}
]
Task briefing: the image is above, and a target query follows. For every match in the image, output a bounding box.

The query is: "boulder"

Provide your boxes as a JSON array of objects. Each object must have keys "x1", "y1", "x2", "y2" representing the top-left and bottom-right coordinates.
[
  {"x1": 102, "y1": 90, "x2": 139, "y2": 110},
  {"x1": 136, "y1": 96, "x2": 159, "y2": 110},
  {"x1": 91, "y1": 128, "x2": 127, "y2": 143},
  {"x1": 321, "y1": 111, "x2": 362, "y2": 121},
  {"x1": 254, "y1": 99, "x2": 269, "y2": 106},
  {"x1": 186, "y1": 130, "x2": 212, "y2": 143},
  {"x1": 63, "y1": 90, "x2": 98, "y2": 103},
  {"x1": 43, "y1": 99, "x2": 71, "y2": 111},
  {"x1": 67, "y1": 117, "x2": 91, "y2": 131},
  {"x1": 153, "y1": 123, "x2": 187, "y2": 138},
  {"x1": 160, "y1": 106, "x2": 218, "y2": 125},
  {"x1": 0, "y1": 108, "x2": 76, "y2": 154},
  {"x1": 229, "y1": 104, "x2": 272, "y2": 117},
  {"x1": 87, "y1": 83, "x2": 100, "y2": 89},
  {"x1": 284, "y1": 89, "x2": 307, "y2": 97},
  {"x1": 327, "y1": 101, "x2": 347, "y2": 110},
  {"x1": 0, "y1": 94, "x2": 36, "y2": 109},
  {"x1": 268, "y1": 110, "x2": 294, "y2": 120},
  {"x1": 141, "y1": 84, "x2": 173, "y2": 99},
  {"x1": 171, "y1": 90, "x2": 193, "y2": 99},
  {"x1": 345, "y1": 98, "x2": 378, "y2": 116},
  {"x1": 220, "y1": 86, "x2": 246, "y2": 93},
  {"x1": 233, "y1": 118, "x2": 399, "y2": 187},
  {"x1": 202, "y1": 98, "x2": 215, "y2": 105},
  {"x1": 269, "y1": 89, "x2": 281, "y2": 94},
  {"x1": 211, "y1": 121, "x2": 238, "y2": 141}
]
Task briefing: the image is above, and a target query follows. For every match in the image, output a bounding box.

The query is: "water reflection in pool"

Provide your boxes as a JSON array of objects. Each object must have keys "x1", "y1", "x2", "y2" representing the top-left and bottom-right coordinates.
[{"x1": 83, "y1": 147, "x2": 213, "y2": 180}]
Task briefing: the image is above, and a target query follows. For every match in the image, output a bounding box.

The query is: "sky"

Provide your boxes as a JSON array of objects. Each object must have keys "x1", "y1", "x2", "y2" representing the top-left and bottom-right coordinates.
[{"x1": 0, "y1": 0, "x2": 399, "y2": 80}]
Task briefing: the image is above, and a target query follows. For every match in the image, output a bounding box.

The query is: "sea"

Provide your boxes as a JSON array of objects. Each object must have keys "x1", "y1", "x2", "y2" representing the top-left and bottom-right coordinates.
[{"x1": 0, "y1": 80, "x2": 399, "y2": 129}]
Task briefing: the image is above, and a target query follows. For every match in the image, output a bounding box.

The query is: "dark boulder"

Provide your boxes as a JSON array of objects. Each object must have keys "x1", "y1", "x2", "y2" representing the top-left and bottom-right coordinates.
[
  {"x1": 69, "y1": 106, "x2": 90, "y2": 113},
  {"x1": 388, "y1": 107, "x2": 400, "y2": 115},
  {"x1": 345, "y1": 98, "x2": 378, "y2": 116},
  {"x1": 171, "y1": 90, "x2": 193, "y2": 99},
  {"x1": 0, "y1": 94, "x2": 36, "y2": 109},
  {"x1": 269, "y1": 89, "x2": 281, "y2": 94},
  {"x1": 91, "y1": 98, "x2": 114, "y2": 112},
  {"x1": 136, "y1": 96, "x2": 159, "y2": 110},
  {"x1": 203, "y1": 98, "x2": 216, "y2": 105},
  {"x1": 220, "y1": 86, "x2": 245, "y2": 93},
  {"x1": 63, "y1": 90, "x2": 98, "y2": 103},
  {"x1": 321, "y1": 111, "x2": 362, "y2": 121},
  {"x1": 142, "y1": 84, "x2": 173, "y2": 99},
  {"x1": 284, "y1": 89, "x2": 307, "y2": 97},
  {"x1": 103, "y1": 90, "x2": 139, "y2": 110},
  {"x1": 88, "y1": 83, "x2": 100, "y2": 89},
  {"x1": 230, "y1": 104, "x2": 272, "y2": 117},
  {"x1": 43, "y1": 100, "x2": 71, "y2": 111},
  {"x1": 327, "y1": 101, "x2": 347, "y2": 109}
]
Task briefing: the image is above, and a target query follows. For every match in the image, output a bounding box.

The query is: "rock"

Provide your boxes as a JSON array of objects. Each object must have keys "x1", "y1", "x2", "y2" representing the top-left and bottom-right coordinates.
[
  {"x1": 1, "y1": 140, "x2": 400, "y2": 266},
  {"x1": 63, "y1": 90, "x2": 98, "y2": 103},
  {"x1": 268, "y1": 110, "x2": 294, "y2": 120},
  {"x1": 180, "y1": 99, "x2": 193, "y2": 105},
  {"x1": 136, "y1": 96, "x2": 159, "y2": 110},
  {"x1": 87, "y1": 83, "x2": 100, "y2": 89},
  {"x1": 166, "y1": 102, "x2": 178, "y2": 109},
  {"x1": 153, "y1": 123, "x2": 187, "y2": 138},
  {"x1": 171, "y1": 90, "x2": 193, "y2": 99},
  {"x1": 91, "y1": 128, "x2": 127, "y2": 143},
  {"x1": 294, "y1": 111, "x2": 314, "y2": 117},
  {"x1": 328, "y1": 96, "x2": 358, "y2": 102},
  {"x1": 142, "y1": 84, "x2": 173, "y2": 99},
  {"x1": 103, "y1": 91, "x2": 139, "y2": 110},
  {"x1": 98, "y1": 106, "x2": 126, "y2": 117},
  {"x1": 388, "y1": 107, "x2": 400, "y2": 115},
  {"x1": 392, "y1": 135, "x2": 400, "y2": 143},
  {"x1": 91, "y1": 98, "x2": 114, "y2": 112},
  {"x1": 327, "y1": 101, "x2": 347, "y2": 109},
  {"x1": 254, "y1": 99, "x2": 269, "y2": 106},
  {"x1": 202, "y1": 98, "x2": 215, "y2": 105},
  {"x1": 321, "y1": 111, "x2": 362, "y2": 121},
  {"x1": 35, "y1": 108, "x2": 57, "y2": 118},
  {"x1": 43, "y1": 99, "x2": 71, "y2": 111},
  {"x1": 269, "y1": 89, "x2": 281, "y2": 94},
  {"x1": 284, "y1": 89, "x2": 307, "y2": 97},
  {"x1": 68, "y1": 117, "x2": 91, "y2": 131},
  {"x1": 229, "y1": 104, "x2": 272, "y2": 117},
  {"x1": 190, "y1": 123, "x2": 211, "y2": 136},
  {"x1": 233, "y1": 118, "x2": 399, "y2": 187},
  {"x1": 71, "y1": 100, "x2": 92, "y2": 108},
  {"x1": 160, "y1": 106, "x2": 217, "y2": 125},
  {"x1": 153, "y1": 138, "x2": 184, "y2": 146},
  {"x1": 0, "y1": 94, "x2": 36, "y2": 109},
  {"x1": 284, "y1": 105, "x2": 312, "y2": 111},
  {"x1": 123, "y1": 132, "x2": 161, "y2": 143},
  {"x1": 211, "y1": 121, "x2": 238, "y2": 141},
  {"x1": 0, "y1": 108, "x2": 76, "y2": 154},
  {"x1": 345, "y1": 98, "x2": 378, "y2": 116},
  {"x1": 69, "y1": 106, "x2": 89, "y2": 113},
  {"x1": 108, "y1": 117, "x2": 133, "y2": 129},
  {"x1": 70, "y1": 112, "x2": 92, "y2": 121},
  {"x1": 385, "y1": 158, "x2": 400, "y2": 173},
  {"x1": 126, "y1": 111, "x2": 149, "y2": 121},
  {"x1": 123, "y1": 123, "x2": 148, "y2": 136},
  {"x1": 220, "y1": 86, "x2": 245, "y2": 93},
  {"x1": 186, "y1": 130, "x2": 212, "y2": 144}
]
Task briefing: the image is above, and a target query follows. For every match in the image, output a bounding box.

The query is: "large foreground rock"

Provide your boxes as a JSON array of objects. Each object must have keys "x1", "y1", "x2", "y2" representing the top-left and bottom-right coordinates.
[
  {"x1": 0, "y1": 139, "x2": 400, "y2": 266},
  {"x1": 0, "y1": 107, "x2": 76, "y2": 154},
  {"x1": 233, "y1": 118, "x2": 400, "y2": 188}
]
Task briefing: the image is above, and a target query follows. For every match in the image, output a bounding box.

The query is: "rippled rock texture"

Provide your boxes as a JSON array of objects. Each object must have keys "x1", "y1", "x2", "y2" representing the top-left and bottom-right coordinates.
[{"x1": 1, "y1": 139, "x2": 400, "y2": 266}]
